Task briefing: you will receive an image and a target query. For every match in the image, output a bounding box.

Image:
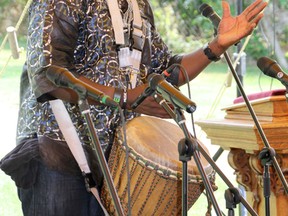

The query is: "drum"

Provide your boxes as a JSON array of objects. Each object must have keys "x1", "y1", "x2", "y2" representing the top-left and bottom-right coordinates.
[{"x1": 101, "y1": 116, "x2": 215, "y2": 215}]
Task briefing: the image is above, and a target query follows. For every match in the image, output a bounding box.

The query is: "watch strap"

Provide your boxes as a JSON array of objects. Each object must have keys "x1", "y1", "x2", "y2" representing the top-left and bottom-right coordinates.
[{"x1": 203, "y1": 43, "x2": 221, "y2": 62}]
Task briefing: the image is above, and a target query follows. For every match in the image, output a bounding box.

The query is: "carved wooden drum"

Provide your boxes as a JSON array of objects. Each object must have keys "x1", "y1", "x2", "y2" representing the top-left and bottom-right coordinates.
[{"x1": 101, "y1": 116, "x2": 215, "y2": 215}]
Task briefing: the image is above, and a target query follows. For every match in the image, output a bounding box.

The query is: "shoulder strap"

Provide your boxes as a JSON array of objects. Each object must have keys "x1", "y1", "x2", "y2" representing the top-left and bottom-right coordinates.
[
  {"x1": 107, "y1": 0, "x2": 125, "y2": 45},
  {"x1": 49, "y1": 99, "x2": 109, "y2": 216},
  {"x1": 107, "y1": 0, "x2": 143, "y2": 48},
  {"x1": 106, "y1": 0, "x2": 125, "y2": 45}
]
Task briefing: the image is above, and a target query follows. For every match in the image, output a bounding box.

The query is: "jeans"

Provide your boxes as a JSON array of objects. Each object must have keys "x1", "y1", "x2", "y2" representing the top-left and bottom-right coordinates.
[{"x1": 18, "y1": 162, "x2": 104, "y2": 216}]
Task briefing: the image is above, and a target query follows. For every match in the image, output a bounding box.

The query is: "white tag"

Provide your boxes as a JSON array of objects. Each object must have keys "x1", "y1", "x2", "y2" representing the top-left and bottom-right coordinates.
[
  {"x1": 118, "y1": 48, "x2": 142, "y2": 70},
  {"x1": 118, "y1": 47, "x2": 132, "y2": 68},
  {"x1": 118, "y1": 48, "x2": 141, "y2": 89},
  {"x1": 130, "y1": 70, "x2": 138, "y2": 89},
  {"x1": 131, "y1": 49, "x2": 141, "y2": 70}
]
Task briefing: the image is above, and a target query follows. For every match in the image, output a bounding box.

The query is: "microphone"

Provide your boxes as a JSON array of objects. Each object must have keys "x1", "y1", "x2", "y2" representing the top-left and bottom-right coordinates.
[
  {"x1": 257, "y1": 57, "x2": 288, "y2": 87},
  {"x1": 131, "y1": 64, "x2": 177, "y2": 109},
  {"x1": 148, "y1": 73, "x2": 196, "y2": 113},
  {"x1": 46, "y1": 65, "x2": 118, "y2": 107},
  {"x1": 199, "y1": 3, "x2": 221, "y2": 31},
  {"x1": 199, "y1": 3, "x2": 240, "y2": 46},
  {"x1": 6, "y1": 26, "x2": 20, "y2": 59}
]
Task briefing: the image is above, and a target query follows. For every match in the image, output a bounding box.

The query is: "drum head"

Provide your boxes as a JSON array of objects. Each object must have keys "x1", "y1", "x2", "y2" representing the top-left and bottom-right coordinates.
[{"x1": 125, "y1": 116, "x2": 212, "y2": 176}]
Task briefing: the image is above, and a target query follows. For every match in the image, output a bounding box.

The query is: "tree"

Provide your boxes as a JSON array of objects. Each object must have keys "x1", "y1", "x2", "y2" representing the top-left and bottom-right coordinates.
[
  {"x1": 150, "y1": 0, "x2": 288, "y2": 65},
  {"x1": 1, "y1": 0, "x2": 287, "y2": 66},
  {"x1": 0, "y1": 0, "x2": 28, "y2": 38},
  {"x1": 259, "y1": 1, "x2": 288, "y2": 68}
]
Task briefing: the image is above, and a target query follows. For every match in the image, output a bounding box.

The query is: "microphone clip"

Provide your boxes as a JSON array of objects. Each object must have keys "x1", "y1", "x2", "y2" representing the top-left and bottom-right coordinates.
[{"x1": 131, "y1": 86, "x2": 155, "y2": 109}]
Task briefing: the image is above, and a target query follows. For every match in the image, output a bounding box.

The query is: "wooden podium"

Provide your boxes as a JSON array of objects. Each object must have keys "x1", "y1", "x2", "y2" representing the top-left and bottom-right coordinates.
[{"x1": 196, "y1": 93, "x2": 288, "y2": 216}]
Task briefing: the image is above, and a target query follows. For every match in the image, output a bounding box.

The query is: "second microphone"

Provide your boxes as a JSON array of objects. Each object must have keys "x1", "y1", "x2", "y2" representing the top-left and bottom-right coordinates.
[{"x1": 148, "y1": 73, "x2": 196, "y2": 113}]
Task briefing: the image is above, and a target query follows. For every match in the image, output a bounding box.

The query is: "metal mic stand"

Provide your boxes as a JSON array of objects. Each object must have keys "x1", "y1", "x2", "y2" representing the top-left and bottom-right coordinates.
[
  {"x1": 258, "y1": 147, "x2": 275, "y2": 216},
  {"x1": 212, "y1": 49, "x2": 288, "y2": 215},
  {"x1": 74, "y1": 84, "x2": 124, "y2": 216},
  {"x1": 223, "y1": 51, "x2": 288, "y2": 195},
  {"x1": 153, "y1": 94, "x2": 221, "y2": 216},
  {"x1": 225, "y1": 187, "x2": 241, "y2": 216},
  {"x1": 154, "y1": 93, "x2": 258, "y2": 216},
  {"x1": 176, "y1": 108, "x2": 222, "y2": 216}
]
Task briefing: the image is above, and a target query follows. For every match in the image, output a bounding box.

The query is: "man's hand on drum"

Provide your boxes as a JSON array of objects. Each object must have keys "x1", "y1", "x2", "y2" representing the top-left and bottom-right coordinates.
[{"x1": 128, "y1": 84, "x2": 174, "y2": 118}]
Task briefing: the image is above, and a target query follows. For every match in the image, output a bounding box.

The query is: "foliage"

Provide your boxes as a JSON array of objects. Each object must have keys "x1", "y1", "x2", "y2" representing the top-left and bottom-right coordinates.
[
  {"x1": 0, "y1": 0, "x2": 28, "y2": 37},
  {"x1": 151, "y1": 0, "x2": 287, "y2": 62},
  {"x1": 150, "y1": 0, "x2": 220, "y2": 53},
  {"x1": 278, "y1": 0, "x2": 288, "y2": 9},
  {"x1": 245, "y1": 31, "x2": 270, "y2": 60},
  {"x1": 1, "y1": 0, "x2": 287, "y2": 62}
]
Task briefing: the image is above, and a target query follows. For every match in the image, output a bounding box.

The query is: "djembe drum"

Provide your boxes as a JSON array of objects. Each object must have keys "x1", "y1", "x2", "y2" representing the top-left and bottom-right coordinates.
[{"x1": 101, "y1": 116, "x2": 215, "y2": 215}]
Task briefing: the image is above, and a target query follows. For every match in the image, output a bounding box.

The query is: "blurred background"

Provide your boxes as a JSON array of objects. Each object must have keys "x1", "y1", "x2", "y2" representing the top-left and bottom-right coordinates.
[{"x1": 0, "y1": 0, "x2": 287, "y2": 215}]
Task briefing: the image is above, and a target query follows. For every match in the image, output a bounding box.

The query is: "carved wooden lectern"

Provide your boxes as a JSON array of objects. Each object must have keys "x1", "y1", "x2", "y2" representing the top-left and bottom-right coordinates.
[{"x1": 196, "y1": 92, "x2": 288, "y2": 216}]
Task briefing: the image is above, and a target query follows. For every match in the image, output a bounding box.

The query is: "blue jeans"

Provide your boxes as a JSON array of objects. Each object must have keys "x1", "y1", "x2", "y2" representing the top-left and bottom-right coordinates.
[{"x1": 18, "y1": 162, "x2": 104, "y2": 216}]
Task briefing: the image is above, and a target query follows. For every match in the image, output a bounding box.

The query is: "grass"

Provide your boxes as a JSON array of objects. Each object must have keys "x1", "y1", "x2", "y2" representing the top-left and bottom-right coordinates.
[
  {"x1": 0, "y1": 49, "x2": 24, "y2": 216},
  {"x1": 0, "y1": 45, "x2": 284, "y2": 216}
]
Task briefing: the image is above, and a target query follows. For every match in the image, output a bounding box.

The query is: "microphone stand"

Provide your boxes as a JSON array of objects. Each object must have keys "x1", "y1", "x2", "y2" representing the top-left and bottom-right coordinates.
[
  {"x1": 259, "y1": 148, "x2": 275, "y2": 216},
  {"x1": 153, "y1": 94, "x2": 223, "y2": 216},
  {"x1": 74, "y1": 83, "x2": 125, "y2": 216},
  {"x1": 175, "y1": 108, "x2": 222, "y2": 216},
  {"x1": 153, "y1": 93, "x2": 259, "y2": 215},
  {"x1": 222, "y1": 51, "x2": 288, "y2": 213}
]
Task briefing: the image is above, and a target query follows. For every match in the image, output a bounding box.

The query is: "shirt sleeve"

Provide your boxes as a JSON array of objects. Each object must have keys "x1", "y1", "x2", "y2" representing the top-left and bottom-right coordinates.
[{"x1": 27, "y1": 1, "x2": 82, "y2": 102}]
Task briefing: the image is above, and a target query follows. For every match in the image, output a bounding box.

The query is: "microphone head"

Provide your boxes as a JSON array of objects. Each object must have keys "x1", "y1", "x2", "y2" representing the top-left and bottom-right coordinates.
[
  {"x1": 198, "y1": 3, "x2": 213, "y2": 17},
  {"x1": 46, "y1": 65, "x2": 61, "y2": 84},
  {"x1": 46, "y1": 65, "x2": 72, "y2": 87},
  {"x1": 148, "y1": 73, "x2": 164, "y2": 90},
  {"x1": 257, "y1": 56, "x2": 283, "y2": 79}
]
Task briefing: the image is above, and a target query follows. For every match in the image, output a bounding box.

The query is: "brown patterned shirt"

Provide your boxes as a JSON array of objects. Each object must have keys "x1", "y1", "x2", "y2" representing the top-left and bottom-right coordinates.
[{"x1": 16, "y1": 0, "x2": 182, "y2": 152}]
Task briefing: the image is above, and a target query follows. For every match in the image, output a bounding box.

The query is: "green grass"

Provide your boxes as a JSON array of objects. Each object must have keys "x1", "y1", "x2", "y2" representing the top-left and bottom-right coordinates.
[
  {"x1": 0, "y1": 46, "x2": 284, "y2": 216},
  {"x1": 0, "y1": 49, "x2": 24, "y2": 216}
]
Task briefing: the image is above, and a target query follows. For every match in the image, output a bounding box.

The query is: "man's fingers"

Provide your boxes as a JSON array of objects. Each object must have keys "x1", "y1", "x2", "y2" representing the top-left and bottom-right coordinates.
[{"x1": 221, "y1": 1, "x2": 231, "y2": 19}]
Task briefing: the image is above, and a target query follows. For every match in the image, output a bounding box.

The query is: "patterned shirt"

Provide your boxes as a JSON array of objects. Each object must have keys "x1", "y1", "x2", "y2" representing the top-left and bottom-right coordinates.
[{"x1": 16, "y1": 0, "x2": 182, "y2": 151}]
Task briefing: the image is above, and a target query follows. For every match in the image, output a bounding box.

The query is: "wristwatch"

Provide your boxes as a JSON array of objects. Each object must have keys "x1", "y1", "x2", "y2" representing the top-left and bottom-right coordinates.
[{"x1": 203, "y1": 43, "x2": 221, "y2": 62}]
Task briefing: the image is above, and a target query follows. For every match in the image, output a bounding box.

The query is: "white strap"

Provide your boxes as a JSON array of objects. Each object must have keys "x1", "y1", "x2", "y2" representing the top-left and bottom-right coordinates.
[
  {"x1": 107, "y1": 0, "x2": 143, "y2": 46},
  {"x1": 91, "y1": 187, "x2": 109, "y2": 215},
  {"x1": 49, "y1": 99, "x2": 90, "y2": 173},
  {"x1": 131, "y1": 0, "x2": 142, "y2": 30},
  {"x1": 106, "y1": 0, "x2": 125, "y2": 45},
  {"x1": 49, "y1": 99, "x2": 109, "y2": 216}
]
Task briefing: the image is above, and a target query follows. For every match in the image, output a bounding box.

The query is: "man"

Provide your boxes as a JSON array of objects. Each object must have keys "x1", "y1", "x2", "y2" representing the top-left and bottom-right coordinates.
[{"x1": 1, "y1": 0, "x2": 267, "y2": 215}]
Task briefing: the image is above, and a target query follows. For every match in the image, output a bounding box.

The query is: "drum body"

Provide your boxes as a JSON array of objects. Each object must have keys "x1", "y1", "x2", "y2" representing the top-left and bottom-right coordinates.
[{"x1": 101, "y1": 116, "x2": 215, "y2": 215}]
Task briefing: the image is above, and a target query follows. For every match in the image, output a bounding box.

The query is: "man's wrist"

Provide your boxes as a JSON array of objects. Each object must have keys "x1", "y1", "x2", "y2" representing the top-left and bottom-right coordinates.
[{"x1": 203, "y1": 43, "x2": 221, "y2": 62}]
